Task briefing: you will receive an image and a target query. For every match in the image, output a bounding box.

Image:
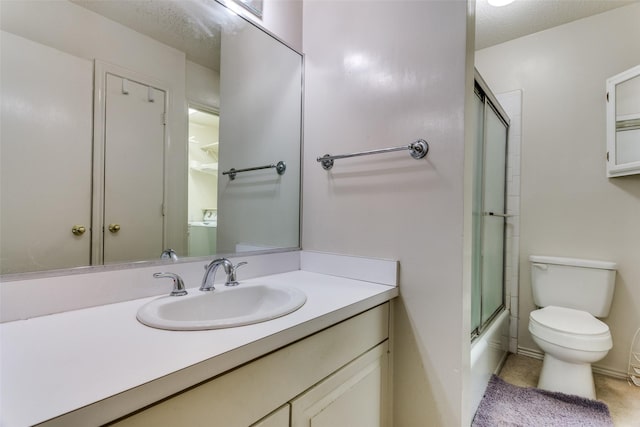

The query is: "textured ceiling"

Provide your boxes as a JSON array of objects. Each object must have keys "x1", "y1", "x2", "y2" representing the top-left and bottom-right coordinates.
[
  {"x1": 475, "y1": 0, "x2": 638, "y2": 50},
  {"x1": 73, "y1": 0, "x2": 639, "y2": 66},
  {"x1": 71, "y1": 0, "x2": 243, "y2": 71}
]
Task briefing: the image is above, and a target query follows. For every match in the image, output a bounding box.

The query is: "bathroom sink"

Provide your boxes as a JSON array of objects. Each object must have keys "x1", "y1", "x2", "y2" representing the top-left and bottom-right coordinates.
[{"x1": 137, "y1": 284, "x2": 307, "y2": 331}]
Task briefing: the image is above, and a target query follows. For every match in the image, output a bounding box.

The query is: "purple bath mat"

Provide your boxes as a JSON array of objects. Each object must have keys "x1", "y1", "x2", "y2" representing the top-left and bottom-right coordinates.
[{"x1": 472, "y1": 375, "x2": 613, "y2": 427}]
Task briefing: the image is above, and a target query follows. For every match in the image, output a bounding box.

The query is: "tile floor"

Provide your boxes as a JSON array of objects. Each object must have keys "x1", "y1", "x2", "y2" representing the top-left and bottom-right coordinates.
[{"x1": 498, "y1": 353, "x2": 640, "y2": 426}]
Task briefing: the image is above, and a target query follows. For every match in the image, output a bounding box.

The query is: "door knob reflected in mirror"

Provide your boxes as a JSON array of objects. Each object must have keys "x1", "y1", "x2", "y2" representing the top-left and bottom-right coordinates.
[
  {"x1": 71, "y1": 225, "x2": 86, "y2": 236},
  {"x1": 108, "y1": 224, "x2": 121, "y2": 233}
]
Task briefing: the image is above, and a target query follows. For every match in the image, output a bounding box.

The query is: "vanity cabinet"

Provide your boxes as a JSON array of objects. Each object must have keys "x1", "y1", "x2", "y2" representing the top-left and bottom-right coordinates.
[
  {"x1": 291, "y1": 342, "x2": 388, "y2": 427},
  {"x1": 108, "y1": 303, "x2": 390, "y2": 427},
  {"x1": 251, "y1": 405, "x2": 290, "y2": 427}
]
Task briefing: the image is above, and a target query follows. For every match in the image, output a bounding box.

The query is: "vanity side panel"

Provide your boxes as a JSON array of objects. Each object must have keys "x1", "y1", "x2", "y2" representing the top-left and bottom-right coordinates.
[{"x1": 104, "y1": 303, "x2": 389, "y2": 427}]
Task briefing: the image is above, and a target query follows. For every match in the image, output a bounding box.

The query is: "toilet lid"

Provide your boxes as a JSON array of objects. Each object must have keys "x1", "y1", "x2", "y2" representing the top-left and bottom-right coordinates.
[
  {"x1": 530, "y1": 306, "x2": 609, "y2": 335},
  {"x1": 529, "y1": 306, "x2": 612, "y2": 352}
]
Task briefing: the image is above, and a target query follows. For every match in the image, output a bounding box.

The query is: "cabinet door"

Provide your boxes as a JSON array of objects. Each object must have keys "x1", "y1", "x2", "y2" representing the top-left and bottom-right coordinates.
[
  {"x1": 291, "y1": 342, "x2": 389, "y2": 427},
  {"x1": 251, "y1": 405, "x2": 289, "y2": 427}
]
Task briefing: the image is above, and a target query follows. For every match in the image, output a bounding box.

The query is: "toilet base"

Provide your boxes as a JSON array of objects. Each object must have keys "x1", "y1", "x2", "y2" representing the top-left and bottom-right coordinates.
[{"x1": 538, "y1": 353, "x2": 596, "y2": 399}]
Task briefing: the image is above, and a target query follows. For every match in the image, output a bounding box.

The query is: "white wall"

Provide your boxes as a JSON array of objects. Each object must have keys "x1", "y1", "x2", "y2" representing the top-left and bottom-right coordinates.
[
  {"x1": 186, "y1": 60, "x2": 221, "y2": 110},
  {"x1": 261, "y1": 0, "x2": 303, "y2": 52},
  {"x1": 302, "y1": 1, "x2": 474, "y2": 425},
  {"x1": 476, "y1": 3, "x2": 640, "y2": 376}
]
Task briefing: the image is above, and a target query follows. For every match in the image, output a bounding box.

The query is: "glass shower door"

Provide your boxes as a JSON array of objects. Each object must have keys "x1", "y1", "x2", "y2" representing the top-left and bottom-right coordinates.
[
  {"x1": 480, "y1": 105, "x2": 507, "y2": 325},
  {"x1": 471, "y1": 92, "x2": 484, "y2": 334},
  {"x1": 471, "y1": 85, "x2": 508, "y2": 337}
]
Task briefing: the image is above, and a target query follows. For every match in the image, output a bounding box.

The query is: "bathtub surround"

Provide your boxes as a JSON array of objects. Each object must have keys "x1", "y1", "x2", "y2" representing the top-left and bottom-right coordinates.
[
  {"x1": 469, "y1": 309, "x2": 510, "y2": 418},
  {"x1": 495, "y1": 90, "x2": 522, "y2": 354},
  {"x1": 476, "y1": 2, "x2": 640, "y2": 378}
]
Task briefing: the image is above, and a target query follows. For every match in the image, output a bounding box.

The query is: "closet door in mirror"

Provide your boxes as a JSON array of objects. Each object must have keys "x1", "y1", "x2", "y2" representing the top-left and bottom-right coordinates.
[
  {"x1": 0, "y1": 32, "x2": 92, "y2": 274},
  {"x1": 102, "y1": 73, "x2": 166, "y2": 264}
]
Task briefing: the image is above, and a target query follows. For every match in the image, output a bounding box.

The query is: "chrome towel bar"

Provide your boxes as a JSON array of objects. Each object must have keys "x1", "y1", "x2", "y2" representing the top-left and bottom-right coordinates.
[
  {"x1": 222, "y1": 161, "x2": 286, "y2": 180},
  {"x1": 317, "y1": 139, "x2": 429, "y2": 170}
]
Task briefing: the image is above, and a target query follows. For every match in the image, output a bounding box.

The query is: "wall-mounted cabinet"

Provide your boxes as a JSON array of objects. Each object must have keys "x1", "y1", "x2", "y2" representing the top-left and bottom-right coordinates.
[{"x1": 606, "y1": 64, "x2": 640, "y2": 178}]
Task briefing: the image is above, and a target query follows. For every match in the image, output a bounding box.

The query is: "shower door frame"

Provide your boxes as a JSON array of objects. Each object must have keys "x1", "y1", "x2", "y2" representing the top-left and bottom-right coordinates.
[{"x1": 471, "y1": 73, "x2": 510, "y2": 340}]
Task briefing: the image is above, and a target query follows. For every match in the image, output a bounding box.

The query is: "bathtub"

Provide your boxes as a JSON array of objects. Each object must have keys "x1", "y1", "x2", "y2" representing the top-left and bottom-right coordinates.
[{"x1": 469, "y1": 309, "x2": 510, "y2": 418}]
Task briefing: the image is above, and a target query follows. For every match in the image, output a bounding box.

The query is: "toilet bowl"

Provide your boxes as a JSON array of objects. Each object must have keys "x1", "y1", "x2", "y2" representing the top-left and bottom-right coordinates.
[
  {"x1": 528, "y1": 255, "x2": 616, "y2": 399},
  {"x1": 529, "y1": 306, "x2": 612, "y2": 399}
]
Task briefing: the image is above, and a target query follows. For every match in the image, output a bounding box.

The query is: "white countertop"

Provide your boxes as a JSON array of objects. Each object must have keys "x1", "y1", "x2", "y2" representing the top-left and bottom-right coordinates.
[{"x1": 0, "y1": 270, "x2": 397, "y2": 427}]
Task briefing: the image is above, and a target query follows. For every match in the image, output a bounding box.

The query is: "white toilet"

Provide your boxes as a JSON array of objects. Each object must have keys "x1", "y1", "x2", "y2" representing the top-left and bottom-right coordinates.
[{"x1": 528, "y1": 255, "x2": 617, "y2": 399}]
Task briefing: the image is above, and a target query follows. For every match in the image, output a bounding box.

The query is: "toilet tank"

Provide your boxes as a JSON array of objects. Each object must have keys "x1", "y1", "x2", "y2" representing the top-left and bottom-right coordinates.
[{"x1": 530, "y1": 255, "x2": 617, "y2": 317}]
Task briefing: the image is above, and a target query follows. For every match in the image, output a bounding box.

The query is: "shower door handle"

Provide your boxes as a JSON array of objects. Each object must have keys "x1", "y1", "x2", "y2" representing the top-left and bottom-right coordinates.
[{"x1": 483, "y1": 212, "x2": 514, "y2": 218}]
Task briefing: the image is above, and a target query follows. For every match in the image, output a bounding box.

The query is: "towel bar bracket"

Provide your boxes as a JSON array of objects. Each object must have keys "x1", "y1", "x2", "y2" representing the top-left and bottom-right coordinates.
[{"x1": 409, "y1": 139, "x2": 429, "y2": 159}]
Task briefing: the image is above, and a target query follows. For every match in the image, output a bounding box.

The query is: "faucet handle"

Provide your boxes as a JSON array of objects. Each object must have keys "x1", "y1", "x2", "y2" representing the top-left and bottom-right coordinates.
[
  {"x1": 234, "y1": 261, "x2": 248, "y2": 271},
  {"x1": 226, "y1": 261, "x2": 248, "y2": 287},
  {"x1": 153, "y1": 272, "x2": 188, "y2": 296}
]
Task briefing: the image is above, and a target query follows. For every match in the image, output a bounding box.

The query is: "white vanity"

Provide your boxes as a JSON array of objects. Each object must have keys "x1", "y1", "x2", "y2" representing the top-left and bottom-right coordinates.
[{"x1": 0, "y1": 251, "x2": 398, "y2": 426}]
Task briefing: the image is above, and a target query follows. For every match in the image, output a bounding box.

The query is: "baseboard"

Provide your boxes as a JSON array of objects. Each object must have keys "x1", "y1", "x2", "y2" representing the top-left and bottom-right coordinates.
[
  {"x1": 516, "y1": 346, "x2": 543, "y2": 360},
  {"x1": 516, "y1": 346, "x2": 628, "y2": 380},
  {"x1": 592, "y1": 365, "x2": 629, "y2": 380}
]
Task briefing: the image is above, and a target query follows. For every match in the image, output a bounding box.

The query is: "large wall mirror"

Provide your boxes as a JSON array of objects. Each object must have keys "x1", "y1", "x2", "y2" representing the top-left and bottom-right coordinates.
[
  {"x1": 0, "y1": 0, "x2": 303, "y2": 276},
  {"x1": 606, "y1": 64, "x2": 640, "y2": 178}
]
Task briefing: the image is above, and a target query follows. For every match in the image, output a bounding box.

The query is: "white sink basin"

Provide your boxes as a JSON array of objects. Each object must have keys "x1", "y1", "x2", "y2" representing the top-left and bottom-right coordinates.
[{"x1": 136, "y1": 284, "x2": 307, "y2": 331}]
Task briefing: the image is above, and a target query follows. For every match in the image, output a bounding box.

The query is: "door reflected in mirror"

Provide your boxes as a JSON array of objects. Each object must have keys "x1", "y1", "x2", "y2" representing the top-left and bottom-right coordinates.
[{"x1": 0, "y1": 0, "x2": 302, "y2": 275}]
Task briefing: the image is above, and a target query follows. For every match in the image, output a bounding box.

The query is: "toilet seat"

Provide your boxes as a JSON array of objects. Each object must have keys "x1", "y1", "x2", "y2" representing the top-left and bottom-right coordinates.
[{"x1": 529, "y1": 306, "x2": 612, "y2": 352}]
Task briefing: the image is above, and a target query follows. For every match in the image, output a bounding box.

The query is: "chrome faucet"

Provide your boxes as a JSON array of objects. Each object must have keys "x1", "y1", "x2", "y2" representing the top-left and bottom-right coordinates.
[
  {"x1": 160, "y1": 248, "x2": 178, "y2": 261},
  {"x1": 200, "y1": 258, "x2": 248, "y2": 291}
]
